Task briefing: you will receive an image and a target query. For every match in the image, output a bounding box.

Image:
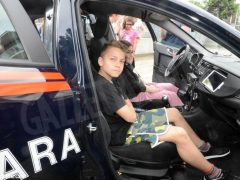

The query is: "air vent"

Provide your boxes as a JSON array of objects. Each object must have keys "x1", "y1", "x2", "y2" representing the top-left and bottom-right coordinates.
[{"x1": 235, "y1": 95, "x2": 240, "y2": 100}]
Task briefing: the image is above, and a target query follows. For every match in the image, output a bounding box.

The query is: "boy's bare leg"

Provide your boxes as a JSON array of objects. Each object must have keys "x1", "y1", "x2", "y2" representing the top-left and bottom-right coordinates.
[
  {"x1": 166, "y1": 108, "x2": 203, "y2": 147},
  {"x1": 158, "y1": 126, "x2": 212, "y2": 173}
]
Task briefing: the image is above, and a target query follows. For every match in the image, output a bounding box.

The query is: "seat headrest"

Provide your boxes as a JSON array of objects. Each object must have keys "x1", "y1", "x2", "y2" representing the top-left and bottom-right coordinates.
[{"x1": 92, "y1": 16, "x2": 108, "y2": 39}]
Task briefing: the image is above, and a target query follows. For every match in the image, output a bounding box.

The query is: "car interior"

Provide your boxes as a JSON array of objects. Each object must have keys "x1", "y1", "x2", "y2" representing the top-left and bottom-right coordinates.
[
  {"x1": 81, "y1": 2, "x2": 240, "y2": 179},
  {"x1": 81, "y1": 9, "x2": 181, "y2": 180},
  {"x1": 19, "y1": 0, "x2": 240, "y2": 179}
]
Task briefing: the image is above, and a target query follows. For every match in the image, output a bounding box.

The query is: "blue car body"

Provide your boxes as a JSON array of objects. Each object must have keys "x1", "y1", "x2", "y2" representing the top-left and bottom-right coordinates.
[{"x1": 0, "y1": 0, "x2": 239, "y2": 179}]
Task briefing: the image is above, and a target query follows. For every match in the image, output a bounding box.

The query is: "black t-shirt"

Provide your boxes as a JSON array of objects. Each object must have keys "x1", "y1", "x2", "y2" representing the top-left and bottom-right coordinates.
[
  {"x1": 116, "y1": 64, "x2": 146, "y2": 99},
  {"x1": 95, "y1": 74, "x2": 131, "y2": 146}
]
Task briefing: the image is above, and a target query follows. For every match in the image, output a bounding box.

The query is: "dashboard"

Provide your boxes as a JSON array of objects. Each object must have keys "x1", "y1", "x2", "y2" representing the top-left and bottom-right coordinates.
[
  {"x1": 188, "y1": 53, "x2": 240, "y2": 98},
  {"x1": 201, "y1": 70, "x2": 226, "y2": 93}
]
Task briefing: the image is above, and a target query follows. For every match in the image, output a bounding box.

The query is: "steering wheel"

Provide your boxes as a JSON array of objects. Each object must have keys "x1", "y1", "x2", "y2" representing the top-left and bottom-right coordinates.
[{"x1": 164, "y1": 45, "x2": 190, "y2": 77}]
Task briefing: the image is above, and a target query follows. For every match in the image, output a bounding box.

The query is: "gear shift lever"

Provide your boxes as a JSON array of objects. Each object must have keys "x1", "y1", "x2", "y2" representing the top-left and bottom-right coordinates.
[{"x1": 162, "y1": 95, "x2": 170, "y2": 107}]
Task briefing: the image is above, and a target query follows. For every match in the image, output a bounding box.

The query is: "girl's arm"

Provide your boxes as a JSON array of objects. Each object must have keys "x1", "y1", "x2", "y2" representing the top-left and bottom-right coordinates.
[{"x1": 132, "y1": 37, "x2": 139, "y2": 52}]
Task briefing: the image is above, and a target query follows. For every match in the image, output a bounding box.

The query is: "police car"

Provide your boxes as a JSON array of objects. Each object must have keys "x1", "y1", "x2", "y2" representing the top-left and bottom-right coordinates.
[{"x1": 0, "y1": 0, "x2": 240, "y2": 180}]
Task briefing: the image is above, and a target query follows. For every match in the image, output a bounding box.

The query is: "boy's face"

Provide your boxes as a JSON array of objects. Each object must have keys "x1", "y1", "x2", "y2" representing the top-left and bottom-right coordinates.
[
  {"x1": 126, "y1": 46, "x2": 134, "y2": 64},
  {"x1": 98, "y1": 46, "x2": 125, "y2": 80}
]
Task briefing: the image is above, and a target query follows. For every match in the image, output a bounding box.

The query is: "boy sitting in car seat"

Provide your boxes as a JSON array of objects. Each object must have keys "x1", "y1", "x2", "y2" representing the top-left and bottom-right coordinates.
[
  {"x1": 94, "y1": 40, "x2": 232, "y2": 180},
  {"x1": 117, "y1": 40, "x2": 183, "y2": 107}
]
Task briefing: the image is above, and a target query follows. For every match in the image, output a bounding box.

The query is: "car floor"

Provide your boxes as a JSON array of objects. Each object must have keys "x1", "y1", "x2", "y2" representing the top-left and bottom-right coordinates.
[
  {"x1": 172, "y1": 143, "x2": 240, "y2": 180},
  {"x1": 211, "y1": 143, "x2": 240, "y2": 176}
]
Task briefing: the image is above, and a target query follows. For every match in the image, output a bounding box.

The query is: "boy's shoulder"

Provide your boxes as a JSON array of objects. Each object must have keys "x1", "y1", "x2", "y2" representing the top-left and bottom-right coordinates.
[
  {"x1": 95, "y1": 74, "x2": 114, "y2": 90},
  {"x1": 95, "y1": 73, "x2": 108, "y2": 82},
  {"x1": 95, "y1": 74, "x2": 107, "y2": 83}
]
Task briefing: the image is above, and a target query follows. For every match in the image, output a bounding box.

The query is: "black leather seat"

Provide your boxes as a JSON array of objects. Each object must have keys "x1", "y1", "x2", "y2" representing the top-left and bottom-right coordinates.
[
  {"x1": 88, "y1": 15, "x2": 180, "y2": 178},
  {"x1": 96, "y1": 111, "x2": 180, "y2": 178},
  {"x1": 89, "y1": 15, "x2": 110, "y2": 72},
  {"x1": 89, "y1": 15, "x2": 170, "y2": 110},
  {"x1": 110, "y1": 142, "x2": 179, "y2": 178}
]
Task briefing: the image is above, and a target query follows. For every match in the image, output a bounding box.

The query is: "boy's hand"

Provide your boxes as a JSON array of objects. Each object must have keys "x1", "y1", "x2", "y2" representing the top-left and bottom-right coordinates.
[{"x1": 146, "y1": 84, "x2": 159, "y2": 93}]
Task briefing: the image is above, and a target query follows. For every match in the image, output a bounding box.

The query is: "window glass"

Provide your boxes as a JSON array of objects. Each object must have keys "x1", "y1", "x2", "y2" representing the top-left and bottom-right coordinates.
[
  {"x1": 186, "y1": 29, "x2": 236, "y2": 57},
  {"x1": 151, "y1": 23, "x2": 186, "y2": 49},
  {"x1": 151, "y1": 20, "x2": 237, "y2": 57},
  {"x1": 0, "y1": 4, "x2": 27, "y2": 60},
  {"x1": 81, "y1": 14, "x2": 95, "y2": 41},
  {"x1": 34, "y1": 5, "x2": 53, "y2": 61}
]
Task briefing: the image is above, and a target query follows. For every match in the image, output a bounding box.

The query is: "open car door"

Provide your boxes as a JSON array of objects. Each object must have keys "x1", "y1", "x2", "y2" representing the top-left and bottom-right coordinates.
[
  {"x1": 0, "y1": 0, "x2": 88, "y2": 179},
  {"x1": 146, "y1": 22, "x2": 186, "y2": 84}
]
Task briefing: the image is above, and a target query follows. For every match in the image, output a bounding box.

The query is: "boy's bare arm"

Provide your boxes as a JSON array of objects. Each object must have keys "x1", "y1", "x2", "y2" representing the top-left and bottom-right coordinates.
[
  {"x1": 125, "y1": 99, "x2": 135, "y2": 110},
  {"x1": 145, "y1": 84, "x2": 159, "y2": 93},
  {"x1": 116, "y1": 99, "x2": 137, "y2": 123}
]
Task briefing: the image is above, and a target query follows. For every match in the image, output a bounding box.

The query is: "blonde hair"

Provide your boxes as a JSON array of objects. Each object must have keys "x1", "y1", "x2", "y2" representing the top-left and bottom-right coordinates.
[{"x1": 122, "y1": 16, "x2": 136, "y2": 29}]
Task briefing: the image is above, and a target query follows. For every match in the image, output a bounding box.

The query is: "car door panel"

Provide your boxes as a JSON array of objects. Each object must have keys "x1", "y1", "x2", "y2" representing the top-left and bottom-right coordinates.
[
  {"x1": 0, "y1": 0, "x2": 85, "y2": 179},
  {"x1": 152, "y1": 42, "x2": 177, "y2": 84},
  {"x1": 1, "y1": 0, "x2": 51, "y2": 64},
  {"x1": 0, "y1": 66, "x2": 84, "y2": 179}
]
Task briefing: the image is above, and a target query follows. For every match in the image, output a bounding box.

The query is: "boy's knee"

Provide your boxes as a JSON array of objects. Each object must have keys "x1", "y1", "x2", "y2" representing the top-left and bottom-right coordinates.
[
  {"x1": 173, "y1": 107, "x2": 181, "y2": 114},
  {"x1": 168, "y1": 107, "x2": 180, "y2": 115},
  {"x1": 167, "y1": 107, "x2": 181, "y2": 122},
  {"x1": 173, "y1": 127, "x2": 188, "y2": 140}
]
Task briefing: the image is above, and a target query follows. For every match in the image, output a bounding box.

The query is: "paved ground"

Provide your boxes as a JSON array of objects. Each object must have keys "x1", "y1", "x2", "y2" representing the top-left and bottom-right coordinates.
[{"x1": 134, "y1": 54, "x2": 154, "y2": 82}]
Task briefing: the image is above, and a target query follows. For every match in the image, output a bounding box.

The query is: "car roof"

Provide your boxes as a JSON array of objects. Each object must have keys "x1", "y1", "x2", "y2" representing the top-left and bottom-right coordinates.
[
  {"x1": 81, "y1": 0, "x2": 240, "y2": 57},
  {"x1": 20, "y1": 0, "x2": 52, "y2": 19},
  {"x1": 18, "y1": 0, "x2": 240, "y2": 57}
]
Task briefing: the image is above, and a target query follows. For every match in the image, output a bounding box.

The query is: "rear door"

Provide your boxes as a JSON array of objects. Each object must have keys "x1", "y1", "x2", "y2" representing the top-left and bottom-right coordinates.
[{"x1": 0, "y1": 0, "x2": 85, "y2": 179}]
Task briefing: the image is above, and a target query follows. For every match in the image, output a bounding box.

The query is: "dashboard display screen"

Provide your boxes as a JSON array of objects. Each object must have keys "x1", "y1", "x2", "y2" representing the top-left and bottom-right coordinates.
[{"x1": 202, "y1": 70, "x2": 226, "y2": 92}]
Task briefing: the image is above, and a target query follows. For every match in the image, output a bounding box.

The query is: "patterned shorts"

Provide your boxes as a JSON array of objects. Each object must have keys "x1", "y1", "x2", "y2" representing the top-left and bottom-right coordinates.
[{"x1": 125, "y1": 108, "x2": 170, "y2": 148}]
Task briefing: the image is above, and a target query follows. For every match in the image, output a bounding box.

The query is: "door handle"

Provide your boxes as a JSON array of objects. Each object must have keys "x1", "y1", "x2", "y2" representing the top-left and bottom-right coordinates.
[
  {"x1": 87, "y1": 123, "x2": 97, "y2": 133},
  {"x1": 166, "y1": 48, "x2": 174, "y2": 56}
]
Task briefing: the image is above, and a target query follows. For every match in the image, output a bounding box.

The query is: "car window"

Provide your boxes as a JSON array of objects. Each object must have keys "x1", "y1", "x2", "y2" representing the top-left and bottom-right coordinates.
[
  {"x1": 151, "y1": 23, "x2": 186, "y2": 49},
  {"x1": 186, "y1": 29, "x2": 237, "y2": 57},
  {"x1": 151, "y1": 20, "x2": 237, "y2": 57},
  {"x1": 0, "y1": 4, "x2": 27, "y2": 60},
  {"x1": 82, "y1": 14, "x2": 95, "y2": 41},
  {"x1": 34, "y1": 5, "x2": 53, "y2": 61}
]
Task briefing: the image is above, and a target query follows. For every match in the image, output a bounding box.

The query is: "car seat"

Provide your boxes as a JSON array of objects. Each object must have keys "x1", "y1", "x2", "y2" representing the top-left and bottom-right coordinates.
[
  {"x1": 89, "y1": 15, "x2": 111, "y2": 72},
  {"x1": 87, "y1": 14, "x2": 181, "y2": 179},
  {"x1": 95, "y1": 111, "x2": 180, "y2": 179},
  {"x1": 88, "y1": 15, "x2": 170, "y2": 110}
]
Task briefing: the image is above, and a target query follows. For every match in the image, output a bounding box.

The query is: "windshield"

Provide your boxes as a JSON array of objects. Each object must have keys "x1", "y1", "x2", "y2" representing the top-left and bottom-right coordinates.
[
  {"x1": 151, "y1": 20, "x2": 238, "y2": 58},
  {"x1": 168, "y1": 20, "x2": 238, "y2": 58},
  {"x1": 172, "y1": 21, "x2": 238, "y2": 58},
  {"x1": 186, "y1": 29, "x2": 237, "y2": 57}
]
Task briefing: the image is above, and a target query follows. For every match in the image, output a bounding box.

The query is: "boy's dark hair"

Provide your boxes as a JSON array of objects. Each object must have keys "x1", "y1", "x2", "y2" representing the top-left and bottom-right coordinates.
[
  {"x1": 119, "y1": 40, "x2": 135, "y2": 67},
  {"x1": 100, "y1": 40, "x2": 128, "y2": 57},
  {"x1": 119, "y1": 40, "x2": 132, "y2": 48}
]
